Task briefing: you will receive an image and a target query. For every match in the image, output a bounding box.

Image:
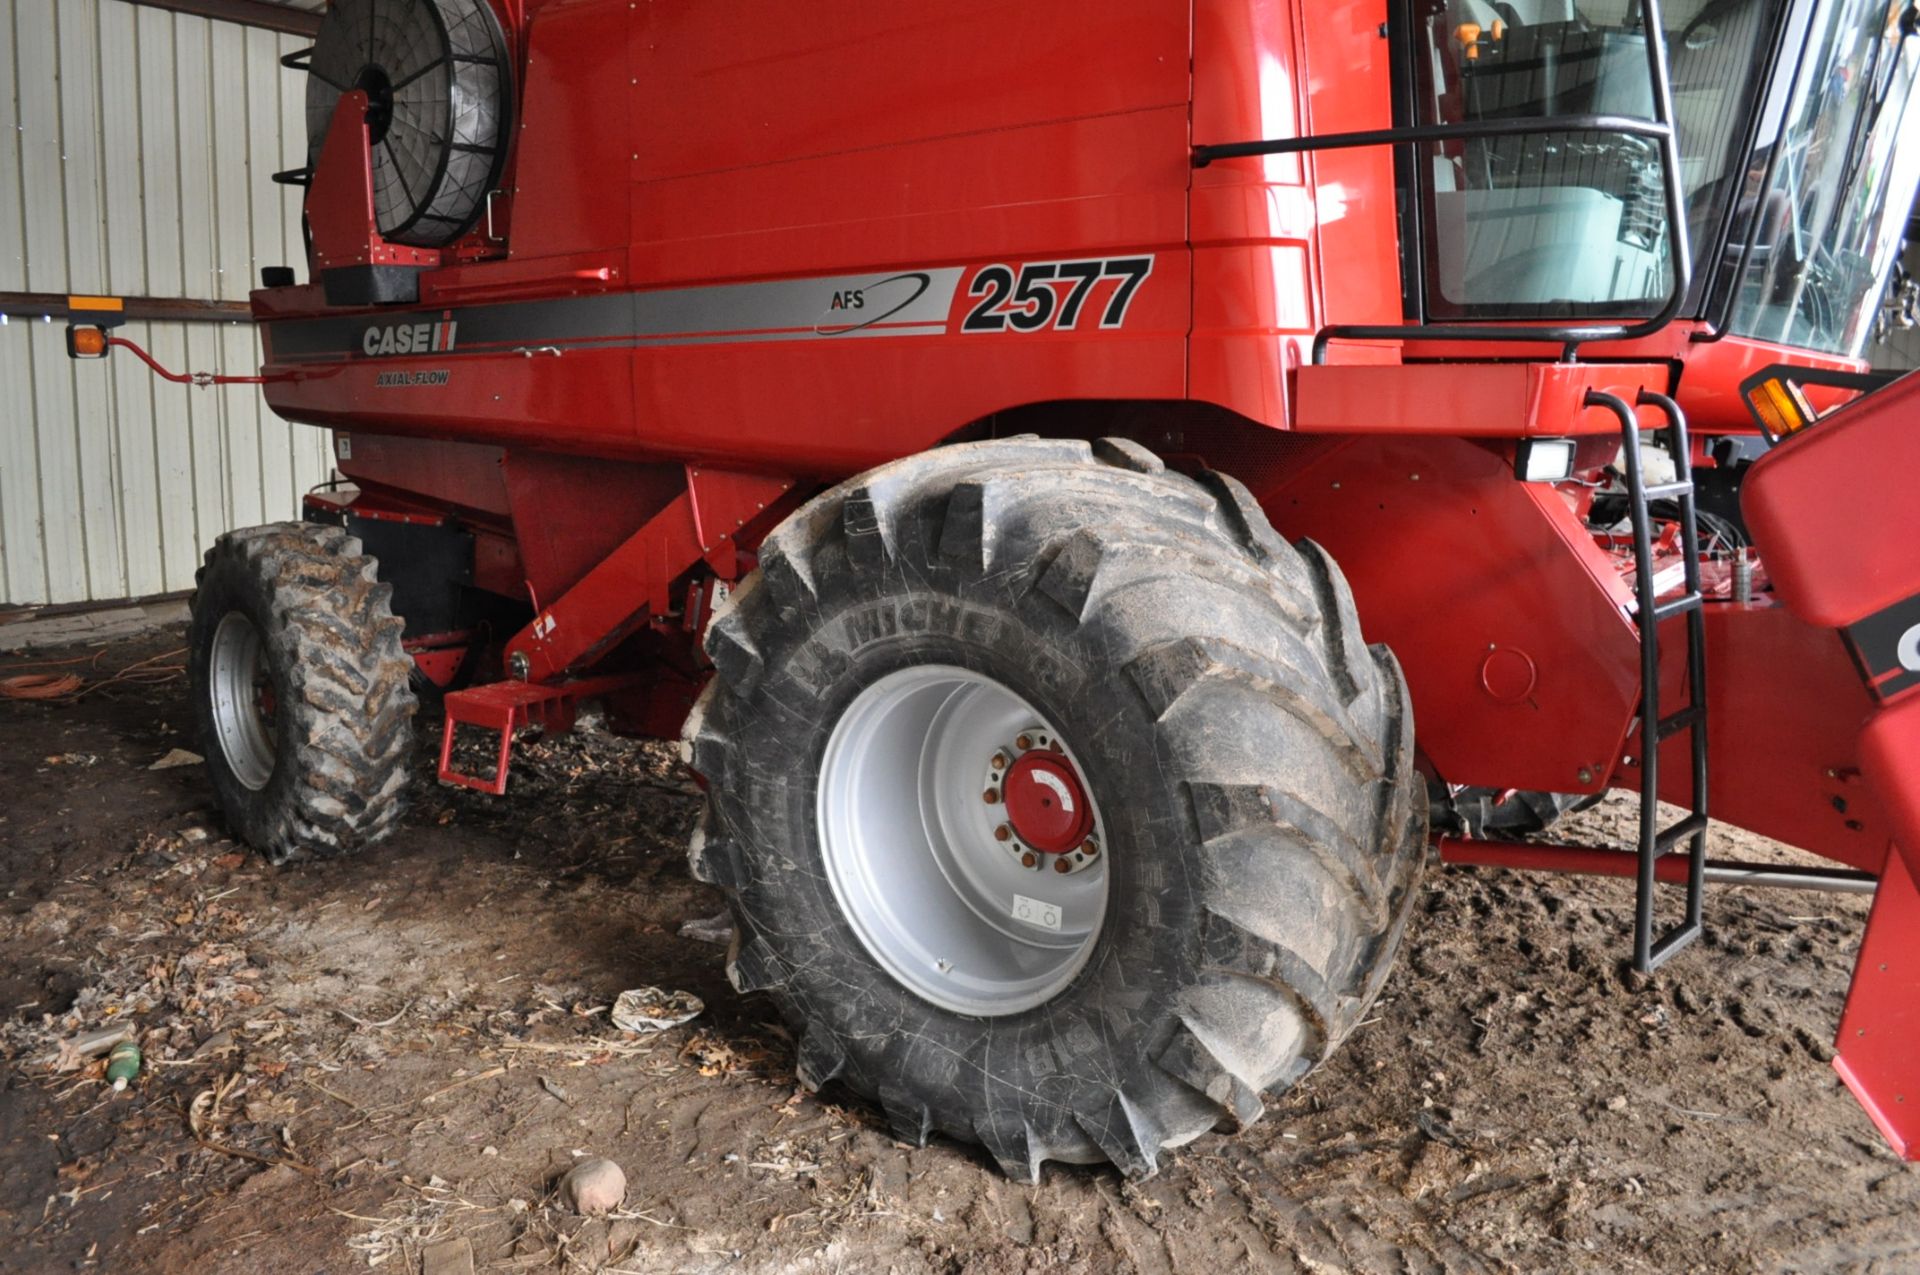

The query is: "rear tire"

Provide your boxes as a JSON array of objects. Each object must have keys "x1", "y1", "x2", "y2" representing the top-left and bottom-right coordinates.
[
  {"x1": 189, "y1": 523, "x2": 417, "y2": 864},
  {"x1": 684, "y1": 437, "x2": 1425, "y2": 1179}
]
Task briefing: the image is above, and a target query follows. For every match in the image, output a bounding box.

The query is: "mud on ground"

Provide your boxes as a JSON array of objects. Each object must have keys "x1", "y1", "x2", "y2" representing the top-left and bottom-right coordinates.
[{"x1": 0, "y1": 629, "x2": 1913, "y2": 1274}]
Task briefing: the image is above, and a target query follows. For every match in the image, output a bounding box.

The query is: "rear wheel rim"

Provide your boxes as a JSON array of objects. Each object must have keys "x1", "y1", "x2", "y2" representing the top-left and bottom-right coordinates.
[
  {"x1": 817, "y1": 665, "x2": 1108, "y2": 1017},
  {"x1": 209, "y1": 612, "x2": 277, "y2": 791}
]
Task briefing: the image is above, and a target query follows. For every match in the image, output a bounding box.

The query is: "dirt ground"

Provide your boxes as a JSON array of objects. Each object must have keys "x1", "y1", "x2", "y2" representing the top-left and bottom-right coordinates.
[{"x1": 1, "y1": 628, "x2": 1914, "y2": 1275}]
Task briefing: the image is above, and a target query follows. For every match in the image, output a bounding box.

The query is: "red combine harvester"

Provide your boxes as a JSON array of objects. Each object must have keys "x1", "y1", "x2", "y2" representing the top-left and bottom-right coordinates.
[{"x1": 68, "y1": 0, "x2": 1920, "y2": 1177}]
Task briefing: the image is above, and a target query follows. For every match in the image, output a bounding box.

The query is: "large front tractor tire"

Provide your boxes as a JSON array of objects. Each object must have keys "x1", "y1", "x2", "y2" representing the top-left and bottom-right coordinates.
[
  {"x1": 188, "y1": 523, "x2": 417, "y2": 864},
  {"x1": 684, "y1": 437, "x2": 1425, "y2": 1179}
]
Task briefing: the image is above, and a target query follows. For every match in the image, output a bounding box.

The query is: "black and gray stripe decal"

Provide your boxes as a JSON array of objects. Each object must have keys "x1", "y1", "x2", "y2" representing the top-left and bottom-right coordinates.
[
  {"x1": 267, "y1": 267, "x2": 966, "y2": 361},
  {"x1": 1846, "y1": 592, "x2": 1920, "y2": 701}
]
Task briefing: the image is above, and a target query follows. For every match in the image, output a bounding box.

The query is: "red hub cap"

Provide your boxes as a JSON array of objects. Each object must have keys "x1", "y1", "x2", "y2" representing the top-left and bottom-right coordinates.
[{"x1": 1002, "y1": 750, "x2": 1094, "y2": 854}]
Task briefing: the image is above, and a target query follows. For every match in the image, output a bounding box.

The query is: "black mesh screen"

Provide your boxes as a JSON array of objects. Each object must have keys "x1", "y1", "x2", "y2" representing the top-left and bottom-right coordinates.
[{"x1": 305, "y1": 0, "x2": 510, "y2": 248}]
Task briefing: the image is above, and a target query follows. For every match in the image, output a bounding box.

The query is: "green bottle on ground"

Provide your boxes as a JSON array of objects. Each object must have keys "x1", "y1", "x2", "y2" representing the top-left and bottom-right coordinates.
[{"x1": 106, "y1": 1040, "x2": 140, "y2": 1091}]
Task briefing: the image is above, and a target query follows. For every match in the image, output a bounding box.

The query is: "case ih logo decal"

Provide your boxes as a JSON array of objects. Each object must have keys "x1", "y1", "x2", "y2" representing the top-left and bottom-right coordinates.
[
  {"x1": 959, "y1": 257, "x2": 1154, "y2": 333},
  {"x1": 362, "y1": 319, "x2": 457, "y2": 357}
]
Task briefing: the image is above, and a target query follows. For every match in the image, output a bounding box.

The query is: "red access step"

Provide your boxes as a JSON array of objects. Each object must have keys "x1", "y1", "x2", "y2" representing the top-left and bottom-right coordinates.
[{"x1": 437, "y1": 675, "x2": 639, "y2": 795}]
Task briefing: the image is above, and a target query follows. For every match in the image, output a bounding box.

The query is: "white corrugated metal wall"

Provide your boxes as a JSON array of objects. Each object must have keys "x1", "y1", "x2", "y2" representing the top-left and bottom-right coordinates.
[
  {"x1": 0, "y1": 2, "x2": 1913, "y2": 608},
  {"x1": 0, "y1": 0, "x2": 333, "y2": 609}
]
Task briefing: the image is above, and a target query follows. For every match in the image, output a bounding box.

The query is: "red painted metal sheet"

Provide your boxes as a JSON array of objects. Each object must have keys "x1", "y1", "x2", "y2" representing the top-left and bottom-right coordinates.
[
  {"x1": 507, "y1": 468, "x2": 793, "y2": 682},
  {"x1": 1861, "y1": 696, "x2": 1920, "y2": 885},
  {"x1": 500, "y1": 453, "x2": 687, "y2": 605},
  {"x1": 408, "y1": 645, "x2": 470, "y2": 691},
  {"x1": 334, "y1": 435, "x2": 512, "y2": 520},
  {"x1": 1383, "y1": 327, "x2": 1869, "y2": 434},
  {"x1": 1250, "y1": 430, "x2": 1896, "y2": 867},
  {"x1": 303, "y1": 484, "x2": 451, "y2": 528},
  {"x1": 1640, "y1": 603, "x2": 1894, "y2": 873},
  {"x1": 257, "y1": 2, "x2": 1194, "y2": 471},
  {"x1": 1286, "y1": 0, "x2": 1399, "y2": 339},
  {"x1": 509, "y1": 0, "x2": 632, "y2": 261},
  {"x1": 1663, "y1": 335, "x2": 1868, "y2": 434},
  {"x1": 1251, "y1": 434, "x2": 1641, "y2": 797},
  {"x1": 1833, "y1": 850, "x2": 1920, "y2": 1161},
  {"x1": 306, "y1": 92, "x2": 441, "y2": 273},
  {"x1": 633, "y1": 2, "x2": 1190, "y2": 187},
  {"x1": 1743, "y1": 369, "x2": 1920, "y2": 628},
  {"x1": 1292, "y1": 363, "x2": 1670, "y2": 436}
]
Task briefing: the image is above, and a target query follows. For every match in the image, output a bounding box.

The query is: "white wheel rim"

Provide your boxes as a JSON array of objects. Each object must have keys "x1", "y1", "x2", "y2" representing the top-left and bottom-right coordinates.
[
  {"x1": 209, "y1": 612, "x2": 276, "y2": 791},
  {"x1": 817, "y1": 665, "x2": 1109, "y2": 1016}
]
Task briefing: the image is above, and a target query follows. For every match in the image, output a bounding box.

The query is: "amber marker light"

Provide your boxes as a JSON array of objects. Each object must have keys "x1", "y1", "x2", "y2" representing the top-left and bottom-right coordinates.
[
  {"x1": 1746, "y1": 375, "x2": 1815, "y2": 442},
  {"x1": 65, "y1": 324, "x2": 110, "y2": 360}
]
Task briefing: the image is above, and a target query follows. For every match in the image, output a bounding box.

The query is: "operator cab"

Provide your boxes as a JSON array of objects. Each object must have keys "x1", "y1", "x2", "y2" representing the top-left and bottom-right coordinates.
[{"x1": 1394, "y1": 0, "x2": 1920, "y2": 359}]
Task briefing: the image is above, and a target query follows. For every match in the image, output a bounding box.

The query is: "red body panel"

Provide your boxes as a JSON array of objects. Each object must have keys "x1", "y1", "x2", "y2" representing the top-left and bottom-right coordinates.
[
  {"x1": 1743, "y1": 370, "x2": 1920, "y2": 627},
  {"x1": 306, "y1": 91, "x2": 442, "y2": 273},
  {"x1": 231, "y1": 0, "x2": 1920, "y2": 1159},
  {"x1": 255, "y1": 0, "x2": 1833, "y2": 459},
  {"x1": 1403, "y1": 326, "x2": 1870, "y2": 431},
  {"x1": 1248, "y1": 429, "x2": 1894, "y2": 865},
  {"x1": 1257, "y1": 433, "x2": 1643, "y2": 798},
  {"x1": 1645, "y1": 604, "x2": 1893, "y2": 872},
  {"x1": 262, "y1": 1, "x2": 1198, "y2": 472},
  {"x1": 1741, "y1": 368, "x2": 1920, "y2": 1162},
  {"x1": 1834, "y1": 851, "x2": 1919, "y2": 1160},
  {"x1": 251, "y1": 0, "x2": 1901, "y2": 867},
  {"x1": 1294, "y1": 363, "x2": 1671, "y2": 436}
]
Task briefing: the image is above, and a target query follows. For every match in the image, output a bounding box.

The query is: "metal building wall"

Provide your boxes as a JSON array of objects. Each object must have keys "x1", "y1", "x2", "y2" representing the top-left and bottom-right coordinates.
[
  {"x1": 1865, "y1": 242, "x2": 1920, "y2": 370},
  {"x1": 0, "y1": 0, "x2": 333, "y2": 609},
  {"x1": 3, "y1": 0, "x2": 1909, "y2": 611},
  {"x1": 1870, "y1": 324, "x2": 1920, "y2": 370}
]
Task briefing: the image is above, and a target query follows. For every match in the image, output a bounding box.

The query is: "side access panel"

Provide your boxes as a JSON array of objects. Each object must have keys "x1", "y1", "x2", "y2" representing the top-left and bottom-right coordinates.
[
  {"x1": 1254, "y1": 432, "x2": 1643, "y2": 798},
  {"x1": 1742, "y1": 370, "x2": 1920, "y2": 1162}
]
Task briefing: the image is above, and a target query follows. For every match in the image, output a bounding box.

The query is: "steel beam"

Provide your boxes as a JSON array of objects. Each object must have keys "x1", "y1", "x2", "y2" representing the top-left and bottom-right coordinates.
[
  {"x1": 506, "y1": 467, "x2": 795, "y2": 682},
  {"x1": 0, "y1": 292, "x2": 253, "y2": 324},
  {"x1": 1438, "y1": 837, "x2": 1878, "y2": 895}
]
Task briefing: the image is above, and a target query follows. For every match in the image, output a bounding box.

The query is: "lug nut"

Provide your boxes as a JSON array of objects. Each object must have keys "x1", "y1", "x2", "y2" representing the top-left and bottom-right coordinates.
[
  {"x1": 991, "y1": 753, "x2": 1007, "y2": 770},
  {"x1": 1053, "y1": 859, "x2": 1071, "y2": 874},
  {"x1": 1021, "y1": 853, "x2": 1036, "y2": 868},
  {"x1": 1015, "y1": 734, "x2": 1033, "y2": 751},
  {"x1": 983, "y1": 789, "x2": 1000, "y2": 804},
  {"x1": 994, "y1": 824, "x2": 1012, "y2": 842},
  {"x1": 1081, "y1": 839, "x2": 1098, "y2": 857}
]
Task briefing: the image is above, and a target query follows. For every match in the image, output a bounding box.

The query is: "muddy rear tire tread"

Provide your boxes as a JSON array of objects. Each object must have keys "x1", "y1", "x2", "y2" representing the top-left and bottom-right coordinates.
[{"x1": 190, "y1": 522, "x2": 417, "y2": 864}]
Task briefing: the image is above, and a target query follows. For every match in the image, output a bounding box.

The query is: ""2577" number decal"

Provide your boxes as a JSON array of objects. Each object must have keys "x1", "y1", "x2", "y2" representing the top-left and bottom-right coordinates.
[{"x1": 960, "y1": 256, "x2": 1154, "y2": 334}]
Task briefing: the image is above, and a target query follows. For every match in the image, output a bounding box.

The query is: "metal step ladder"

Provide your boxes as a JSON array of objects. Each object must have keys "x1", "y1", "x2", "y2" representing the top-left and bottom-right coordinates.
[{"x1": 1586, "y1": 388, "x2": 1711, "y2": 972}]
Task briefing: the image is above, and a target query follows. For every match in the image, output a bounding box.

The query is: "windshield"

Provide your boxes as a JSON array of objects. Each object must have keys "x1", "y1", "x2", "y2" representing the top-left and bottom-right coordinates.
[
  {"x1": 1406, "y1": 0, "x2": 1787, "y2": 317},
  {"x1": 1725, "y1": 0, "x2": 1920, "y2": 355}
]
